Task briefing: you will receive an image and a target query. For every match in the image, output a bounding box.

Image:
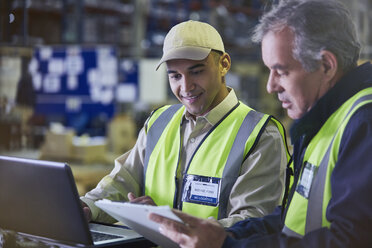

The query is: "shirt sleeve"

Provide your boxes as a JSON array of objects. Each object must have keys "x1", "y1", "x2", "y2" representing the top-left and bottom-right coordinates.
[
  {"x1": 218, "y1": 120, "x2": 288, "y2": 227},
  {"x1": 223, "y1": 105, "x2": 372, "y2": 247},
  {"x1": 80, "y1": 125, "x2": 147, "y2": 223}
]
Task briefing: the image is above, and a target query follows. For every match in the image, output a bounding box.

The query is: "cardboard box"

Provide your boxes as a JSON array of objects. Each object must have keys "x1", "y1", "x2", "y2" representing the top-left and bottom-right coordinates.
[
  {"x1": 40, "y1": 126, "x2": 108, "y2": 164},
  {"x1": 108, "y1": 114, "x2": 136, "y2": 155},
  {"x1": 72, "y1": 136, "x2": 108, "y2": 164},
  {"x1": 40, "y1": 129, "x2": 75, "y2": 160}
]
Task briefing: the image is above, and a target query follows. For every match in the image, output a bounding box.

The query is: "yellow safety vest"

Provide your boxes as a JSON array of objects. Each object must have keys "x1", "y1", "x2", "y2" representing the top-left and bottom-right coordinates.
[
  {"x1": 143, "y1": 102, "x2": 289, "y2": 219},
  {"x1": 283, "y1": 87, "x2": 372, "y2": 237}
]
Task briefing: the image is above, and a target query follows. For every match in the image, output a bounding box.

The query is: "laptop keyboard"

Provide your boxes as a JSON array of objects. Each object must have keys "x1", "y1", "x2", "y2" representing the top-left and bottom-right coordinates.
[{"x1": 91, "y1": 231, "x2": 124, "y2": 242}]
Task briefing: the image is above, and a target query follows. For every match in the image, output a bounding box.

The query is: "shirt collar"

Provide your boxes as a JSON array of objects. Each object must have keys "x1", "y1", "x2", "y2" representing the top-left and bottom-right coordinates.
[
  {"x1": 183, "y1": 87, "x2": 239, "y2": 126},
  {"x1": 290, "y1": 62, "x2": 372, "y2": 145}
]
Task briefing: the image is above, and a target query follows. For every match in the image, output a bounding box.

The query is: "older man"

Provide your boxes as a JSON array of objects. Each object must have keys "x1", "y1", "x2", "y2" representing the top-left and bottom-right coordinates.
[{"x1": 150, "y1": 1, "x2": 372, "y2": 247}]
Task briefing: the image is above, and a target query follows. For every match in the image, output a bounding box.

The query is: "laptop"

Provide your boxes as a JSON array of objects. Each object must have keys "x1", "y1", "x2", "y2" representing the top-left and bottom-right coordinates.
[{"x1": 0, "y1": 155, "x2": 152, "y2": 247}]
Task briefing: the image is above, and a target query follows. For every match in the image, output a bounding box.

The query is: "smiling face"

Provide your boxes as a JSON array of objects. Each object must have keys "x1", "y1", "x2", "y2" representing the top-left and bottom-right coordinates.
[
  {"x1": 166, "y1": 52, "x2": 230, "y2": 118},
  {"x1": 261, "y1": 27, "x2": 334, "y2": 120}
]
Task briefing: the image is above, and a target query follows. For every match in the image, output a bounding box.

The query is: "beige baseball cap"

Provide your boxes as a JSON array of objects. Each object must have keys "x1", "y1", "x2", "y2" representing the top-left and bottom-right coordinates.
[{"x1": 156, "y1": 20, "x2": 225, "y2": 70}]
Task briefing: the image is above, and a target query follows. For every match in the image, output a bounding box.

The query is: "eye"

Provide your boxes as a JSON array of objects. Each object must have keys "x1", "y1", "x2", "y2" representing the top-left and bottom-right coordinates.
[
  {"x1": 190, "y1": 69, "x2": 203, "y2": 75},
  {"x1": 276, "y1": 70, "x2": 288, "y2": 77},
  {"x1": 169, "y1": 73, "x2": 182, "y2": 80}
]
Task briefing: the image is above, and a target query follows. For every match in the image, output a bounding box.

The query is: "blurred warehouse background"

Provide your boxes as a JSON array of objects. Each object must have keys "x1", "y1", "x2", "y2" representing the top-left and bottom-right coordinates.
[{"x1": 0, "y1": 0, "x2": 371, "y2": 193}]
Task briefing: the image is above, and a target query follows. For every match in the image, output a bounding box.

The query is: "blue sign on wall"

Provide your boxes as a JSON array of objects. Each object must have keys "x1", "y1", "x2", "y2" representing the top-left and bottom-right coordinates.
[{"x1": 29, "y1": 46, "x2": 118, "y2": 135}]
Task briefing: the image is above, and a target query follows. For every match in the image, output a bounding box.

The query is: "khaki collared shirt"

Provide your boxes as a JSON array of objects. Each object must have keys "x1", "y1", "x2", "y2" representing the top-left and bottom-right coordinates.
[{"x1": 82, "y1": 88, "x2": 287, "y2": 227}]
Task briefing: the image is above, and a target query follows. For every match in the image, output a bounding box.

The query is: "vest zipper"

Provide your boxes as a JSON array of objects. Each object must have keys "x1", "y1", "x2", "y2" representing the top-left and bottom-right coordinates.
[
  {"x1": 282, "y1": 135, "x2": 307, "y2": 222},
  {"x1": 173, "y1": 123, "x2": 184, "y2": 210}
]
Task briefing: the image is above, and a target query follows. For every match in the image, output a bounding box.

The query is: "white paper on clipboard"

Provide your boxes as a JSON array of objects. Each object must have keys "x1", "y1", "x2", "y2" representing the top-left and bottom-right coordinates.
[{"x1": 95, "y1": 199, "x2": 183, "y2": 248}]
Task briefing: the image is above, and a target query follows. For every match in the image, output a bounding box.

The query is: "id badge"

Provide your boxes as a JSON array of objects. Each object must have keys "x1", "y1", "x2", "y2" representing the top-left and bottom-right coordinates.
[
  {"x1": 296, "y1": 161, "x2": 318, "y2": 199},
  {"x1": 182, "y1": 175, "x2": 221, "y2": 206}
]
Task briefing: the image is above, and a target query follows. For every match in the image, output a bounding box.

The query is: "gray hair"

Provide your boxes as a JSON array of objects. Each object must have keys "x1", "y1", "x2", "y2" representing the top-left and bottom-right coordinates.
[{"x1": 252, "y1": 0, "x2": 361, "y2": 72}]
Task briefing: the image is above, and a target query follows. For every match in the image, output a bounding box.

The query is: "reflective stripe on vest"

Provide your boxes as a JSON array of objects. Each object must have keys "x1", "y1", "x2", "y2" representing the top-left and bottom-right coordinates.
[
  {"x1": 143, "y1": 102, "x2": 280, "y2": 219},
  {"x1": 143, "y1": 104, "x2": 183, "y2": 185},
  {"x1": 217, "y1": 108, "x2": 265, "y2": 219},
  {"x1": 283, "y1": 88, "x2": 372, "y2": 237}
]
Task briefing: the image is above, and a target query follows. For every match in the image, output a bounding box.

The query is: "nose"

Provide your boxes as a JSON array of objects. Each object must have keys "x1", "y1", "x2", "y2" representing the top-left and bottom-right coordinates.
[
  {"x1": 180, "y1": 75, "x2": 194, "y2": 92},
  {"x1": 266, "y1": 70, "x2": 279, "y2": 94}
]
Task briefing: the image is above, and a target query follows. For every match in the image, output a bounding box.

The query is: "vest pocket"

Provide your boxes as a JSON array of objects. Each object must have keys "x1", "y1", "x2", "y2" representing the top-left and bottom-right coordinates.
[{"x1": 182, "y1": 201, "x2": 219, "y2": 219}]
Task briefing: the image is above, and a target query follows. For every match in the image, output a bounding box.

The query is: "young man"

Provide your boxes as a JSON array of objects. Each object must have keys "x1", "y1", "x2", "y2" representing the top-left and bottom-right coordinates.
[
  {"x1": 81, "y1": 20, "x2": 289, "y2": 228},
  {"x1": 149, "y1": 1, "x2": 372, "y2": 247}
]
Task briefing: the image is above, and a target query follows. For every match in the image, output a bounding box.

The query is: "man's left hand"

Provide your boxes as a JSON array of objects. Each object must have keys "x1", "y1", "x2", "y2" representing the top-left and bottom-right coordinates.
[
  {"x1": 127, "y1": 192, "x2": 157, "y2": 206},
  {"x1": 149, "y1": 209, "x2": 227, "y2": 248}
]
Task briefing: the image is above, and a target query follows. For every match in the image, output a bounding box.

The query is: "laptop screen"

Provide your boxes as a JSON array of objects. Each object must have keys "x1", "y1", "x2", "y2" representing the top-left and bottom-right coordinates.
[{"x1": 0, "y1": 155, "x2": 93, "y2": 245}]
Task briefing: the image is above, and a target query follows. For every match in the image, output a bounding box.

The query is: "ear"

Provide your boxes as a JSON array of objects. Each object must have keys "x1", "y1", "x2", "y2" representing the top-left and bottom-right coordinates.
[
  {"x1": 220, "y1": 53, "x2": 231, "y2": 76},
  {"x1": 320, "y1": 50, "x2": 338, "y2": 79}
]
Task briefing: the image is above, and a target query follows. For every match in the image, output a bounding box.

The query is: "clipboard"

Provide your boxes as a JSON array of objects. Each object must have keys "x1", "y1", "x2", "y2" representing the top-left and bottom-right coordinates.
[{"x1": 95, "y1": 199, "x2": 182, "y2": 248}]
